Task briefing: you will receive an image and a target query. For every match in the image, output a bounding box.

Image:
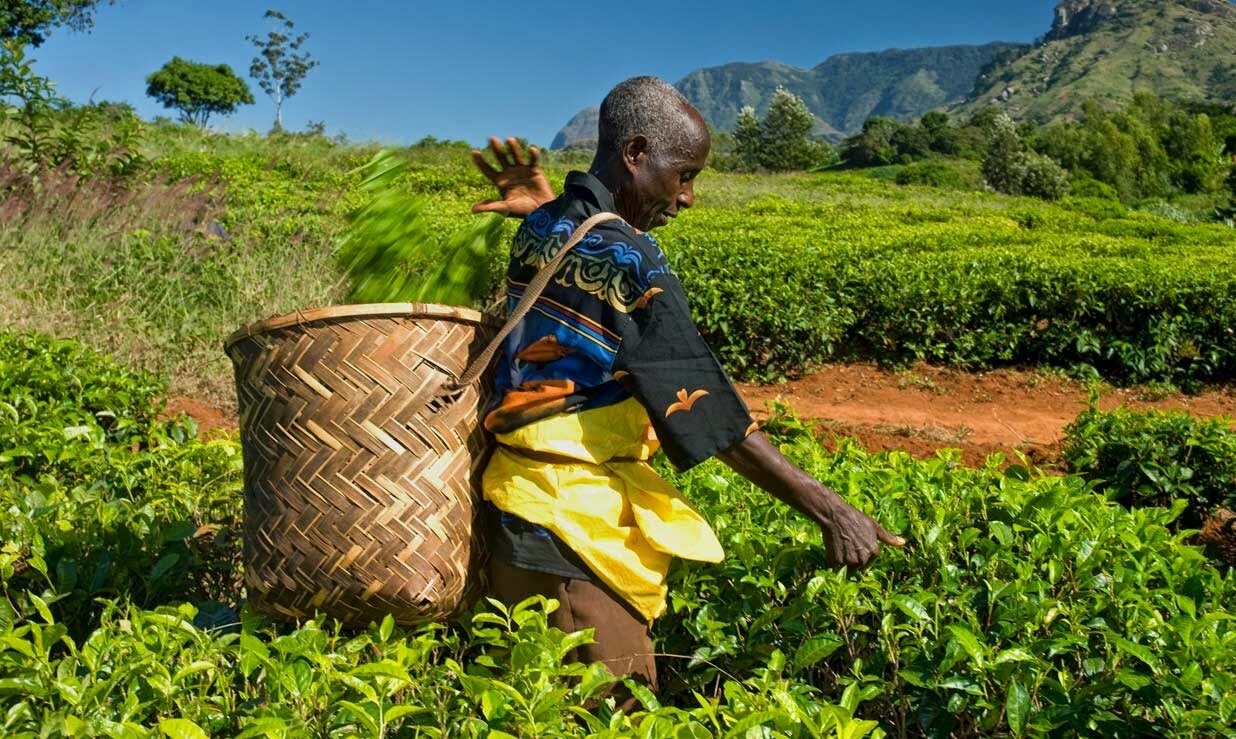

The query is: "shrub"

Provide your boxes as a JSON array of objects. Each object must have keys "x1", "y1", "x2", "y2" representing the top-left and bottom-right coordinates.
[
  {"x1": 1017, "y1": 151, "x2": 1069, "y2": 200},
  {"x1": 1064, "y1": 178, "x2": 1127, "y2": 220},
  {"x1": 1063, "y1": 403, "x2": 1236, "y2": 527},
  {"x1": 843, "y1": 116, "x2": 901, "y2": 167}
]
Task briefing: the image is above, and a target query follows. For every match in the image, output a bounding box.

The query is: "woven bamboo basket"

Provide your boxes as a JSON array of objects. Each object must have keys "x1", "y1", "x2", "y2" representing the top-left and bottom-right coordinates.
[
  {"x1": 224, "y1": 212, "x2": 618, "y2": 627},
  {"x1": 224, "y1": 303, "x2": 500, "y2": 626}
]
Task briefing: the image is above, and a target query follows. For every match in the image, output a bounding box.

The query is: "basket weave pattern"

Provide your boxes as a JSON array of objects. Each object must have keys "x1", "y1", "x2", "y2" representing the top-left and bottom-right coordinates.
[{"x1": 226, "y1": 305, "x2": 497, "y2": 625}]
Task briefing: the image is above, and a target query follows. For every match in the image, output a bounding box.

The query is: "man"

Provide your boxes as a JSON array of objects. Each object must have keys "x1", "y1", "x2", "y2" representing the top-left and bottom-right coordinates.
[{"x1": 471, "y1": 77, "x2": 902, "y2": 706}]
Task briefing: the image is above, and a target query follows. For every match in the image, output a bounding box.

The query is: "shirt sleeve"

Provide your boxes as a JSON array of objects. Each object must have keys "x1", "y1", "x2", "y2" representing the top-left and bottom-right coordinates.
[{"x1": 612, "y1": 271, "x2": 756, "y2": 471}]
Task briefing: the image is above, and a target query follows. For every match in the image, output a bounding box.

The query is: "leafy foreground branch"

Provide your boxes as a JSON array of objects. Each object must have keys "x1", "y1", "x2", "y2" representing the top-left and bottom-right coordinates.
[{"x1": 0, "y1": 331, "x2": 1233, "y2": 737}]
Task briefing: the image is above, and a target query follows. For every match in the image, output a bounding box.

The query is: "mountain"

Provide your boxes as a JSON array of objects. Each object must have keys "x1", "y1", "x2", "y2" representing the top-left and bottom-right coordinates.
[
  {"x1": 958, "y1": 0, "x2": 1236, "y2": 120},
  {"x1": 549, "y1": 43, "x2": 1025, "y2": 149},
  {"x1": 550, "y1": 108, "x2": 600, "y2": 150},
  {"x1": 550, "y1": 1, "x2": 1236, "y2": 150}
]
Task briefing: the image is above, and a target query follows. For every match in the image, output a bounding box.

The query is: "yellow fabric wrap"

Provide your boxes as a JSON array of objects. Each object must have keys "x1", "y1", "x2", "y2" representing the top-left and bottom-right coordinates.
[{"x1": 481, "y1": 397, "x2": 723, "y2": 622}]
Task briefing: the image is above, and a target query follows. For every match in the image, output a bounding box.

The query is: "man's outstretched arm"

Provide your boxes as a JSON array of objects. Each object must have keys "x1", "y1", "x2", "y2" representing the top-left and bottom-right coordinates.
[{"x1": 718, "y1": 431, "x2": 904, "y2": 568}]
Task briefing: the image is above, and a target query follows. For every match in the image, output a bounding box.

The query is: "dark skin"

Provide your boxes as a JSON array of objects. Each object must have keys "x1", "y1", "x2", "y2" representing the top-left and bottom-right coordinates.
[{"x1": 472, "y1": 111, "x2": 904, "y2": 567}]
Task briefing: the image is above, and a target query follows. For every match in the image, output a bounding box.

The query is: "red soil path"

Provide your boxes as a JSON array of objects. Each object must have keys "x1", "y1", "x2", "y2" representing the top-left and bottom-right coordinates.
[
  {"x1": 737, "y1": 364, "x2": 1236, "y2": 468},
  {"x1": 167, "y1": 363, "x2": 1236, "y2": 468}
]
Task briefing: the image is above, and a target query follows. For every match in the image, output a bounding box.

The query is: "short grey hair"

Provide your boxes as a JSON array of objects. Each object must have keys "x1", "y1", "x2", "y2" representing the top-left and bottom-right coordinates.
[{"x1": 597, "y1": 76, "x2": 702, "y2": 159}]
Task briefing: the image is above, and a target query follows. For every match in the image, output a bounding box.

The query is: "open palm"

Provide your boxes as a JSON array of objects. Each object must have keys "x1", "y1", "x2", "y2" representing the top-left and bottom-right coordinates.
[{"x1": 471, "y1": 137, "x2": 556, "y2": 218}]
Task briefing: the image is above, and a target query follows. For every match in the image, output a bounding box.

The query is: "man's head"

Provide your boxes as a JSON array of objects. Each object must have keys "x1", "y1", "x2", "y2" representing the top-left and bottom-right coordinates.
[{"x1": 591, "y1": 76, "x2": 710, "y2": 231}]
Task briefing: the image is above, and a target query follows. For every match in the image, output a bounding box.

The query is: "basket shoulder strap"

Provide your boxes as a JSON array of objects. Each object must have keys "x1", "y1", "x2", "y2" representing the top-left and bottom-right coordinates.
[{"x1": 451, "y1": 211, "x2": 622, "y2": 388}]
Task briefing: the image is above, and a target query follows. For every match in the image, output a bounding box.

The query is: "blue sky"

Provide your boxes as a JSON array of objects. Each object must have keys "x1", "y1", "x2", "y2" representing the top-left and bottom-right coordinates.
[{"x1": 31, "y1": 1, "x2": 1059, "y2": 146}]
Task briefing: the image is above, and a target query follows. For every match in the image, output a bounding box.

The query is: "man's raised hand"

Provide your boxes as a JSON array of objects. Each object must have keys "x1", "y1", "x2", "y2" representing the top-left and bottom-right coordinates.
[{"x1": 471, "y1": 136, "x2": 556, "y2": 219}]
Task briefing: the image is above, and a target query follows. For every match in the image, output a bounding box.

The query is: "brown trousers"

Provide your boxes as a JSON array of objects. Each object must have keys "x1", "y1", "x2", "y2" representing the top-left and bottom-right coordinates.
[{"x1": 487, "y1": 558, "x2": 656, "y2": 712}]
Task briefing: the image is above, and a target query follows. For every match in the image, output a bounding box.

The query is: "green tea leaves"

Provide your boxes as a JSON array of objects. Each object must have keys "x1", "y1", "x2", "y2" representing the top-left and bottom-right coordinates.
[
  {"x1": 1005, "y1": 680, "x2": 1030, "y2": 736},
  {"x1": 334, "y1": 150, "x2": 503, "y2": 308}
]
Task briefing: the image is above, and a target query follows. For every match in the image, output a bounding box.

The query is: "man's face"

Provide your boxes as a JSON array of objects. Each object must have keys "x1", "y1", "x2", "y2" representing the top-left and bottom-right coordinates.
[{"x1": 619, "y1": 110, "x2": 710, "y2": 231}]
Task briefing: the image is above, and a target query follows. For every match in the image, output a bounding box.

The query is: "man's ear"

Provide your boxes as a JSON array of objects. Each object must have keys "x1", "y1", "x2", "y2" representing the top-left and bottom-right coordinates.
[{"x1": 622, "y1": 136, "x2": 649, "y2": 174}]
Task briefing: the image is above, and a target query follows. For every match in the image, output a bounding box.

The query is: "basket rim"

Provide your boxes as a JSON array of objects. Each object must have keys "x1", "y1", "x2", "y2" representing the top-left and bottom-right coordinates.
[{"x1": 224, "y1": 302, "x2": 501, "y2": 350}]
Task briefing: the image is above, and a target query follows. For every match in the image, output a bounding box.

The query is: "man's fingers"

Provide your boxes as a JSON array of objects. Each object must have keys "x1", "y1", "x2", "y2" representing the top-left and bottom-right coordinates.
[
  {"x1": 876, "y1": 525, "x2": 906, "y2": 547},
  {"x1": 506, "y1": 137, "x2": 525, "y2": 166},
  {"x1": 528, "y1": 145, "x2": 541, "y2": 167},
  {"x1": 488, "y1": 136, "x2": 511, "y2": 168},
  {"x1": 471, "y1": 199, "x2": 509, "y2": 215},
  {"x1": 470, "y1": 150, "x2": 499, "y2": 181}
]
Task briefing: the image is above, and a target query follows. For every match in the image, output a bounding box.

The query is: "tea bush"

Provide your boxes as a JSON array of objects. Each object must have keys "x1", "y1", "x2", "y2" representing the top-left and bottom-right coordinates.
[
  {"x1": 663, "y1": 188, "x2": 1236, "y2": 383},
  {"x1": 0, "y1": 332, "x2": 882, "y2": 737},
  {"x1": 1063, "y1": 403, "x2": 1236, "y2": 526},
  {"x1": 892, "y1": 159, "x2": 984, "y2": 191},
  {"x1": 0, "y1": 332, "x2": 243, "y2": 637},
  {"x1": 0, "y1": 596, "x2": 883, "y2": 738},
  {"x1": 1, "y1": 332, "x2": 1234, "y2": 736},
  {"x1": 657, "y1": 435, "x2": 1236, "y2": 737}
]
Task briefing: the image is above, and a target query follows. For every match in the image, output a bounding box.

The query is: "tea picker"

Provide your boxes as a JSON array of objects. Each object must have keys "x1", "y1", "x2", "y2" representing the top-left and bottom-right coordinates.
[
  {"x1": 224, "y1": 77, "x2": 903, "y2": 710},
  {"x1": 467, "y1": 78, "x2": 903, "y2": 706}
]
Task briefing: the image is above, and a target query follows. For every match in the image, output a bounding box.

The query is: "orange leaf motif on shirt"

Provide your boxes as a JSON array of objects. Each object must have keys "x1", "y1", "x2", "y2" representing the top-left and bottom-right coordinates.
[
  {"x1": 665, "y1": 388, "x2": 710, "y2": 417},
  {"x1": 516, "y1": 335, "x2": 574, "y2": 364},
  {"x1": 634, "y1": 287, "x2": 664, "y2": 310}
]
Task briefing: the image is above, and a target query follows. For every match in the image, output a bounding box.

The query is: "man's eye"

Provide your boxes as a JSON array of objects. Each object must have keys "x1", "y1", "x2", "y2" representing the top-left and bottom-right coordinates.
[{"x1": 681, "y1": 171, "x2": 698, "y2": 183}]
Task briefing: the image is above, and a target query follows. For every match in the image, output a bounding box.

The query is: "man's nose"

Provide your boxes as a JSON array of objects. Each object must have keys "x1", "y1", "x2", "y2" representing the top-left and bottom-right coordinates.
[{"x1": 678, "y1": 182, "x2": 695, "y2": 209}]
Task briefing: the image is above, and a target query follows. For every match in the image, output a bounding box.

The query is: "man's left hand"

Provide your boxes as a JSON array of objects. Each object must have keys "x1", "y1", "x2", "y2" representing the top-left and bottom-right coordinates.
[{"x1": 471, "y1": 136, "x2": 556, "y2": 218}]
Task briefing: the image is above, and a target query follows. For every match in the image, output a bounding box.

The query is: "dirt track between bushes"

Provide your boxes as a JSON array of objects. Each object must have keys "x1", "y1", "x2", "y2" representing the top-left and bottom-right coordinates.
[
  {"x1": 168, "y1": 363, "x2": 1236, "y2": 469},
  {"x1": 737, "y1": 364, "x2": 1236, "y2": 468}
]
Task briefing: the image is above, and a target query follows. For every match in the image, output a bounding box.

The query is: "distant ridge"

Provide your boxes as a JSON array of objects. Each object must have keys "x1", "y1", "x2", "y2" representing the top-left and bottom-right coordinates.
[
  {"x1": 550, "y1": 43, "x2": 1024, "y2": 149},
  {"x1": 551, "y1": 0, "x2": 1236, "y2": 150}
]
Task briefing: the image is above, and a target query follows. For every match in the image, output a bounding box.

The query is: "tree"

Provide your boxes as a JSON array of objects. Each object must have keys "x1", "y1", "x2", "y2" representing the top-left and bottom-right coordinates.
[
  {"x1": 842, "y1": 117, "x2": 900, "y2": 167},
  {"x1": 890, "y1": 124, "x2": 931, "y2": 163},
  {"x1": 732, "y1": 105, "x2": 761, "y2": 170},
  {"x1": 982, "y1": 112, "x2": 1067, "y2": 200},
  {"x1": 145, "y1": 57, "x2": 254, "y2": 128},
  {"x1": 0, "y1": 0, "x2": 111, "y2": 46},
  {"x1": 758, "y1": 87, "x2": 820, "y2": 171},
  {"x1": 725, "y1": 93, "x2": 832, "y2": 172},
  {"x1": 920, "y1": 111, "x2": 961, "y2": 156},
  {"x1": 247, "y1": 9, "x2": 317, "y2": 132}
]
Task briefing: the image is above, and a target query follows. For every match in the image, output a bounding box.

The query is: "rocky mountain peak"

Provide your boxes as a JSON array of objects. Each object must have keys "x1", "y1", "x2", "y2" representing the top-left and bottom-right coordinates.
[
  {"x1": 1047, "y1": 0, "x2": 1124, "y2": 40},
  {"x1": 1048, "y1": 0, "x2": 1234, "y2": 41}
]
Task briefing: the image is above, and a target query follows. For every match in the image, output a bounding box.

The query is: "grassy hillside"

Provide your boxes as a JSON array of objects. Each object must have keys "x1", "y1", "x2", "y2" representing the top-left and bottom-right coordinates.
[{"x1": 961, "y1": 0, "x2": 1236, "y2": 121}]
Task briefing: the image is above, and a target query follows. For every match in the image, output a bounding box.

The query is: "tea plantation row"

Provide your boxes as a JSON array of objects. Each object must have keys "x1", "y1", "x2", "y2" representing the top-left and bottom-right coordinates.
[
  {"x1": 2, "y1": 331, "x2": 1233, "y2": 737},
  {"x1": 3, "y1": 132, "x2": 1235, "y2": 409}
]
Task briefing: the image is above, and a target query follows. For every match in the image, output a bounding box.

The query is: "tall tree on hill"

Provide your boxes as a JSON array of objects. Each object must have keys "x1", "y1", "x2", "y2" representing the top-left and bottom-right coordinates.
[
  {"x1": 732, "y1": 106, "x2": 761, "y2": 170},
  {"x1": 0, "y1": 0, "x2": 112, "y2": 46},
  {"x1": 759, "y1": 87, "x2": 820, "y2": 171},
  {"x1": 246, "y1": 9, "x2": 317, "y2": 133},
  {"x1": 145, "y1": 57, "x2": 254, "y2": 128}
]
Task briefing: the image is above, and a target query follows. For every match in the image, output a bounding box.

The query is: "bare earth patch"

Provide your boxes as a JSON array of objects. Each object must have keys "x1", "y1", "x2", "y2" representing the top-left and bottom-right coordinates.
[
  {"x1": 738, "y1": 363, "x2": 1236, "y2": 468},
  {"x1": 163, "y1": 397, "x2": 236, "y2": 438},
  {"x1": 168, "y1": 363, "x2": 1236, "y2": 468}
]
